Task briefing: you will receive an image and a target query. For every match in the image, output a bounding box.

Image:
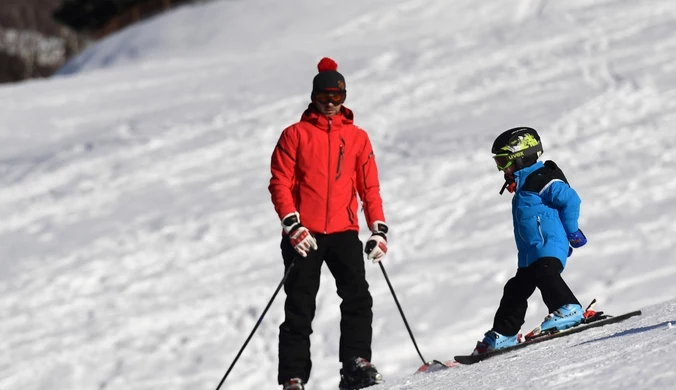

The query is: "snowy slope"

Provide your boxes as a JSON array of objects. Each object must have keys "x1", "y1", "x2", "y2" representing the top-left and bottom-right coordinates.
[
  {"x1": 1, "y1": 0, "x2": 676, "y2": 389},
  {"x1": 402, "y1": 302, "x2": 675, "y2": 390}
]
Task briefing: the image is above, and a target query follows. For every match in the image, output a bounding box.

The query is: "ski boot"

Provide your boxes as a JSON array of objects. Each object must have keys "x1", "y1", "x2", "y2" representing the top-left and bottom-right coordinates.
[
  {"x1": 472, "y1": 330, "x2": 520, "y2": 355},
  {"x1": 281, "y1": 378, "x2": 304, "y2": 390},
  {"x1": 339, "y1": 357, "x2": 383, "y2": 390},
  {"x1": 540, "y1": 304, "x2": 583, "y2": 333}
]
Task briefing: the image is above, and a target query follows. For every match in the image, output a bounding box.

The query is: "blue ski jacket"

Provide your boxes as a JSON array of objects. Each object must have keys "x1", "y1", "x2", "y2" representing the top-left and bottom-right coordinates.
[{"x1": 511, "y1": 161, "x2": 581, "y2": 269}]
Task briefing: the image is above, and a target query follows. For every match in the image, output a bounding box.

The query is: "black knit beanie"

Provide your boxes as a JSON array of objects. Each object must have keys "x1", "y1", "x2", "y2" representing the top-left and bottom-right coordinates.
[{"x1": 311, "y1": 57, "x2": 346, "y2": 100}]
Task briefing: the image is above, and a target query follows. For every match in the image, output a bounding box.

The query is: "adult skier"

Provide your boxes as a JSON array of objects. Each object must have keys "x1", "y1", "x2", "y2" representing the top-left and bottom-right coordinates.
[{"x1": 269, "y1": 57, "x2": 388, "y2": 390}]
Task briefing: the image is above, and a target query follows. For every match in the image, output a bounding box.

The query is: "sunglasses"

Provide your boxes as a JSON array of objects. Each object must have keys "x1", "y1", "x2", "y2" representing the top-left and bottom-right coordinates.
[
  {"x1": 493, "y1": 154, "x2": 514, "y2": 171},
  {"x1": 315, "y1": 91, "x2": 346, "y2": 105}
]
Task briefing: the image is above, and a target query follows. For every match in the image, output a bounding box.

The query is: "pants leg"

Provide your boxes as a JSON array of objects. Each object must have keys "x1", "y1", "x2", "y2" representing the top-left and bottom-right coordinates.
[
  {"x1": 492, "y1": 257, "x2": 582, "y2": 337},
  {"x1": 533, "y1": 257, "x2": 581, "y2": 312},
  {"x1": 278, "y1": 237, "x2": 325, "y2": 384},
  {"x1": 323, "y1": 231, "x2": 373, "y2": 363},
  {"x1": 492, "y1": 267, "x2": 537, "y2": 336}
]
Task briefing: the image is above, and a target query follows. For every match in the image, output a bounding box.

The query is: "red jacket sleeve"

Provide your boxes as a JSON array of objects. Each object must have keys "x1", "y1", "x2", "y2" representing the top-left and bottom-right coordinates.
[
  {"x1": 355, "y1": 131, "x2": 386, "y2": 228},
  {"x1": 269, "y1": 126, "x2": 298, "y2": 219}
]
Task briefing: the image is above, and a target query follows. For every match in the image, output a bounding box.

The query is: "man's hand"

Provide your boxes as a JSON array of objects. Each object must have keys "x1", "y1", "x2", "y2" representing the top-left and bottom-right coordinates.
[
  {"x1": 365, "y1": 221, "x2": 388, "y2": 263},
  {"x1": 282, "y1": 212, "x2": 318, "y2": 257}
]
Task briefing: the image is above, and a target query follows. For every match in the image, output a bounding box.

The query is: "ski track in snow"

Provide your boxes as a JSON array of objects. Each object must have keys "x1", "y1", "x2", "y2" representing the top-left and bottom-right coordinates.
[{"x1": 1, "y1": 0, "x2": 676, "y2": 389}]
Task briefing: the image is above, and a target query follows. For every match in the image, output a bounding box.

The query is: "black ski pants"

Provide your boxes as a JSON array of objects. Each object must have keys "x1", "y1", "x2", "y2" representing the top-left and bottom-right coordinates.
[
  {"x1": 278, "y1": 230, "x2": 373, "y2": 385},
  {"x1": 492, "y1": 257, "x2": 580, "y2": 336}
]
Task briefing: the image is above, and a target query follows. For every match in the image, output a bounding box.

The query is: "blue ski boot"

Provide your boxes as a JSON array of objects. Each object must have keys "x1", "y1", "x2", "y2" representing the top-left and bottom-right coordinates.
[
  {"x1": 540, "y1": 304, "x2": 583, "y2": 333},
  {"x1": 472, "y1": 330, "x2": 520, "y2": 355}
]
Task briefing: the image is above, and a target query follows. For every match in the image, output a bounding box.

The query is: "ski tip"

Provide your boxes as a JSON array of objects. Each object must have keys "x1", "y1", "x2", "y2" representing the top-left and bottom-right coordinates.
[
  {"x1": 453, "y1": 355, "x2": 479, "y2": 365},
  {"x1": 415, "y1": 360, "x2": 458, "y2": 373}
]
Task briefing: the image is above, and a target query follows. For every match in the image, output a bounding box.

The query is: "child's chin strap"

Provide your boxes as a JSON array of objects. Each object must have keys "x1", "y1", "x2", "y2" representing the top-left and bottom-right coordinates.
[{"x1": 499, "y1": 174, "x2": 516, "y2": 195}]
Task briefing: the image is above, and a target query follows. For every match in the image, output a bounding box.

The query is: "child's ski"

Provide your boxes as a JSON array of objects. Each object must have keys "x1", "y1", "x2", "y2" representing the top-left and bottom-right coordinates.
[{"x1": 454, "y1": 309, "x2": 642, "y2": 365}]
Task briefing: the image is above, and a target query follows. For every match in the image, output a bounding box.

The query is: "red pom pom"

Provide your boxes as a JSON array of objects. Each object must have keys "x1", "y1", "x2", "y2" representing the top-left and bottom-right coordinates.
[{"x1": 317, "y1": 57, "x2": 338, "y2": 72}]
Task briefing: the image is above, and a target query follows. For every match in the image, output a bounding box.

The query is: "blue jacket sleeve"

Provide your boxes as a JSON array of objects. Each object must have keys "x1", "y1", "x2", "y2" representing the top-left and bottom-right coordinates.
[{"x1": 541, "y1": 180, "x2": 581, "y2": 234}]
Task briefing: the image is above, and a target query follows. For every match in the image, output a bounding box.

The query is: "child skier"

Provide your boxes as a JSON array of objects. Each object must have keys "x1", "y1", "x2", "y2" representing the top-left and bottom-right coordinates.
[{"x1": 472, "y1": 126, "x2": 588, "y2": 355}]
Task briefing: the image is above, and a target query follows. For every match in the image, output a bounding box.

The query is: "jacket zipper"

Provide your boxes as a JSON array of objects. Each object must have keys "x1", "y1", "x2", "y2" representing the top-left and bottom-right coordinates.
[
  {"x1": 537, "y1": 216, "x2": 544, "y2": 243},
  {"x1": 325, "y1": 118, "x2": 332, "y2": 233},
  {"x1": 336, "y1": 143, "x2": 344, "y2": 180}
]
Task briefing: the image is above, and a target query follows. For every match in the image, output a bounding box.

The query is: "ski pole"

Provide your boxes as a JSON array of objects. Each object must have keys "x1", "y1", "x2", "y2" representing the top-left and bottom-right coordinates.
[
  {"x1": 378, "y1": 262, "x2": 428, "y2": 365},
  {"x1": 215, "y1": 259, "x2": 296, "y2": 390}
]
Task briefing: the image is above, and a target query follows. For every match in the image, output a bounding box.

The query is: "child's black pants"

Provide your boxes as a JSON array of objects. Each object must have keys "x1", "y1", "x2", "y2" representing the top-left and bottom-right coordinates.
[{"x1": 492, "y1": 257, "x2": 580, "y2": 336}]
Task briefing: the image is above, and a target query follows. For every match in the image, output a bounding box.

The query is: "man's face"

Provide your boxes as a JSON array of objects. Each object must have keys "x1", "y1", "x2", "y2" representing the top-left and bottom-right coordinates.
[
  {"x1": 314, "y1": 91, "x2": 345, "y2": 116},
  {"x1": 315, "y1": 100, "x2": 342, "y2": 116}
]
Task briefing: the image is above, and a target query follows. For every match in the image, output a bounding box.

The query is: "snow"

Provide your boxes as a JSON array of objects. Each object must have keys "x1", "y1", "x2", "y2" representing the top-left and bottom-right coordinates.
[{"x1": 1, "y1": 0, "x2": 676, "y2": 389}]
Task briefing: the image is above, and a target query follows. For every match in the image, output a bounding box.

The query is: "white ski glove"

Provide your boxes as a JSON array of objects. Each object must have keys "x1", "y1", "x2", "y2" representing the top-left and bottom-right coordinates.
[
  {"x1": 365, "y1": 221, "x2": 388, "y2": 263},
  {"x1": 281, "y1": 212, "x2": 318, "y2": 257}
]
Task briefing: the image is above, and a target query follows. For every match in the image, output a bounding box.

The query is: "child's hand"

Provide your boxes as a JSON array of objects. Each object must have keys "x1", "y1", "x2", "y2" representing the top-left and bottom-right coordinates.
[{"x1": 567, "y1": 229, "x2": 587, "y2": 248}]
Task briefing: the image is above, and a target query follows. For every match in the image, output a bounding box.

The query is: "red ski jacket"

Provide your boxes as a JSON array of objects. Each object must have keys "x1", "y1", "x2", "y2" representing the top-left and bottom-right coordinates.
[{"x1": 269, "y1": 105, "x2": 386, "y2": 234}]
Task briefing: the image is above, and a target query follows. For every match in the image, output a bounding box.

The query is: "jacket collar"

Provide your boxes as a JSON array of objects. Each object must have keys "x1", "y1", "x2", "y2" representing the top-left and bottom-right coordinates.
[
  {"x1": 514, "y1": 161, "x2": 545, "y2": 191},
  {"x1": 300, "y1": 104, "x2": 354, "y2": 131}
]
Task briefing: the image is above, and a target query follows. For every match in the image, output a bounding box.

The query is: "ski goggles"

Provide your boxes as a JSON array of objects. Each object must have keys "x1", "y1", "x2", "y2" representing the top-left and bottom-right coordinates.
[
  {"x1": 314, "y1": 91, "x2": 346, "y2": 105},
  {"x1": 493, "y1": 154, "x2": 514, "y2": 171}
]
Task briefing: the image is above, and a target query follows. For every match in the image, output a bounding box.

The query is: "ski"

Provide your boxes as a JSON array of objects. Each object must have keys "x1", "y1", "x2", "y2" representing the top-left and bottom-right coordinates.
[
  {"x1": 414, "y1": 360, "x2": 458, "y2": 374},
  {"x1": 453, "y1": 309, "x2": 642, "y2": 365}
]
